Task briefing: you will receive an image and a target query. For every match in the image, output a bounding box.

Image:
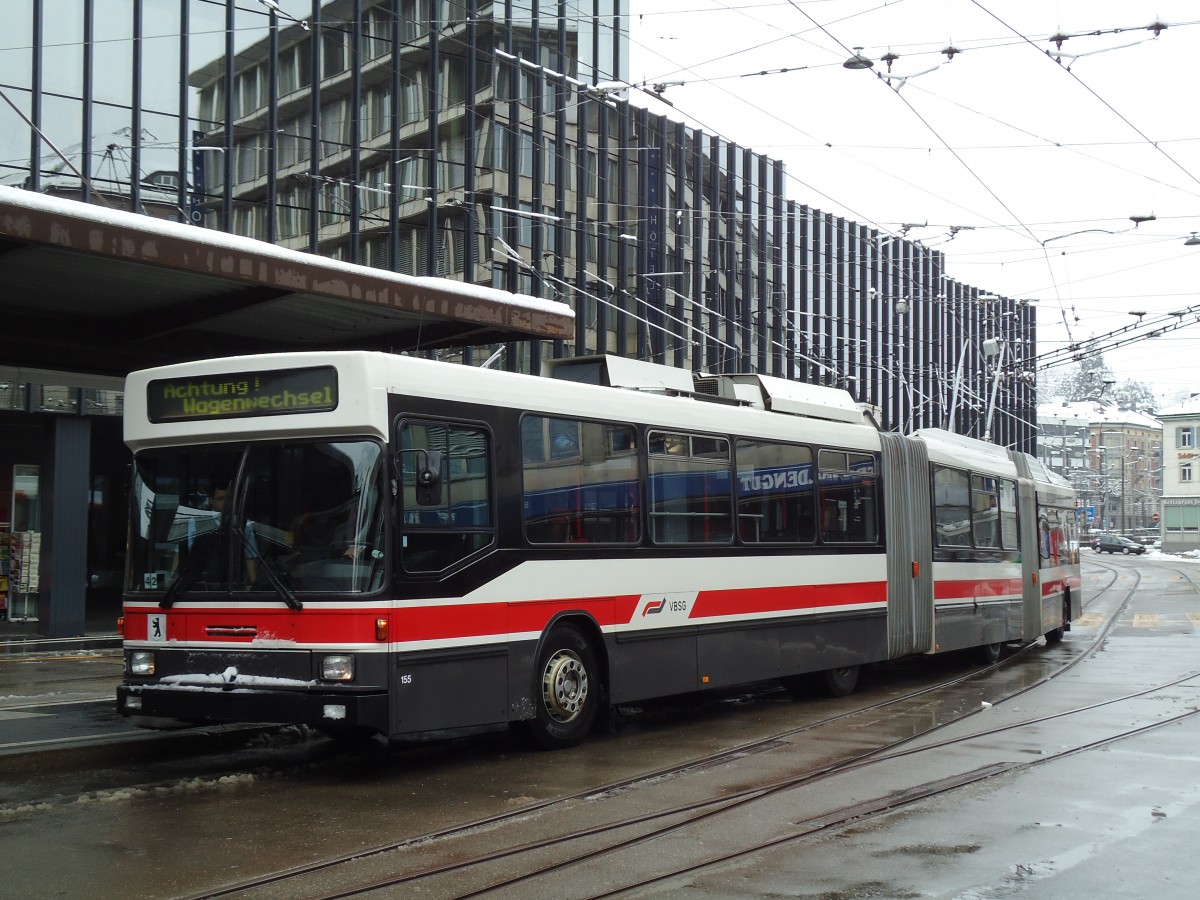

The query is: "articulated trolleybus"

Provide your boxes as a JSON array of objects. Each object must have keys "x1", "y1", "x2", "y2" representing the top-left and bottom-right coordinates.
[{"x1": 118, "y1": 351, "x2": 1080, "y2": 749}]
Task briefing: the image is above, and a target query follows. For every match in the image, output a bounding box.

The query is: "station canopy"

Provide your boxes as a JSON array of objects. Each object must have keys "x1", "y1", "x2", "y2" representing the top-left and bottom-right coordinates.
[{"x1": 0, "y1": 187, "x2": 574, "y2": 379}]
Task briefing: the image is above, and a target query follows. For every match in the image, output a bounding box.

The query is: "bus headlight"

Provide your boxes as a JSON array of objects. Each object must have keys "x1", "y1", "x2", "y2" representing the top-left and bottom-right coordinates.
[
  {"x1": 321, "y1": 654, "x2": 355, "y2": 682},
  {"x1": 129, "y1": 651, "x2": 156, "y2": 676}
]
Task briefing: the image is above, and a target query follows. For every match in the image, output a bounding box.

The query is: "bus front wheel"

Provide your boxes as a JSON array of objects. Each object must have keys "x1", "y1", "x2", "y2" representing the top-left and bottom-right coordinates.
[{"x1": 524, "y1": 624, "x2": 600, "y2": 750}]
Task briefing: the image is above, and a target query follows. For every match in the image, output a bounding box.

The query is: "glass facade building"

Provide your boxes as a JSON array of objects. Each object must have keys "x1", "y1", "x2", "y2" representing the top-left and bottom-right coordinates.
[{"x1": 0, "y1": 0, "x2": 1035, "y2": 447}]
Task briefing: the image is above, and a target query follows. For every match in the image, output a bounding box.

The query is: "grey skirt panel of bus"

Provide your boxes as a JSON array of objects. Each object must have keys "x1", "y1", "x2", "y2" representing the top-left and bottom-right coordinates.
[{"x1": 879, "y1": 433, "x2": 934, "y2": 658}]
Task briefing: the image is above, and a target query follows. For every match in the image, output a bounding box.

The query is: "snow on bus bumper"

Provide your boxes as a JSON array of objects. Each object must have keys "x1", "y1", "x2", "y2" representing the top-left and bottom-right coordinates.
[{"x1": 117, "y1": 681, "x2": 389, "y2": 731}]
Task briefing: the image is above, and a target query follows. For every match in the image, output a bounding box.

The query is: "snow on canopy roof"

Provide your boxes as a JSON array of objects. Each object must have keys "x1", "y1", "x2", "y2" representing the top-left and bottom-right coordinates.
[{"x1": 0, "y1": 185, "x2": 573, "y2": 320}]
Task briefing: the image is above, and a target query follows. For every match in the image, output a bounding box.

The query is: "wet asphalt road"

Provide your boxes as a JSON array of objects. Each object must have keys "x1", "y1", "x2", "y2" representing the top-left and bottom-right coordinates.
[{"x1": 1, "y1": 553, "x2": 1197, "y2": 899}]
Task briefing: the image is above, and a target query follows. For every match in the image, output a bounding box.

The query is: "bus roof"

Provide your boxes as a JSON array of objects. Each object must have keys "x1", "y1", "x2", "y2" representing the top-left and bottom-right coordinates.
[{"x1": 124, "y1": 351, "x2": 884, "y2": 452}]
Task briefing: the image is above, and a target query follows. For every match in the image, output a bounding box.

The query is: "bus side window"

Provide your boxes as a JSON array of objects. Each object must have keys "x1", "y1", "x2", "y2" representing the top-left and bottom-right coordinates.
[
  {"x1": 647, "y1": 431, "x2": 732, "y2": 545},
  {"x1": 933, "y1": 466, "x2": 971, "y2": 548},
  {"x1": 522, "y1": 415, "x2": 640, "y2": 545},
  {"x1": 734, "y1": 438, "x2": 816, "y2": 544},
  {"x1": 398, "y1": 420, "x2": 493, "y2": 572},
  {"x1": 818, "y1": 450, "x2": 878, "y2": 544}
]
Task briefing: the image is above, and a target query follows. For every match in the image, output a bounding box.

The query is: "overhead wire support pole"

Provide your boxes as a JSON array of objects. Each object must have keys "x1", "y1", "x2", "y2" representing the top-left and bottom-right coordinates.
[
  {"x1": 982, "y1": 339, "x2": 1006, "y2": 443},
  {"x1": 946, "y1": 336, "x2": 970, "y2": 432}
]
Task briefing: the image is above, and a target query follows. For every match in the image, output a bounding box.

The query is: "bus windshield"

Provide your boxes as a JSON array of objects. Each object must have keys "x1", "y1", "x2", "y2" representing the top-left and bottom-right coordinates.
[{"x1": 127, "y1": 440, "x2": 386, "y2": 597}]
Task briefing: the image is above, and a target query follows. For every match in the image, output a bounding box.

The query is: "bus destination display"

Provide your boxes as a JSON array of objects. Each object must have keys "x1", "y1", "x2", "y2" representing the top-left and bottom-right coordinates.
[{"x1": 147, "y1": 366, "x2": 339, "y2": 422}]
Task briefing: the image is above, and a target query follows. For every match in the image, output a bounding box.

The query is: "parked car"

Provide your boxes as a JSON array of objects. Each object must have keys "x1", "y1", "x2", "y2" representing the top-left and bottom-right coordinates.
[{"x1": 1095, "y1": 534, "x2": 1146, "y2": 555}]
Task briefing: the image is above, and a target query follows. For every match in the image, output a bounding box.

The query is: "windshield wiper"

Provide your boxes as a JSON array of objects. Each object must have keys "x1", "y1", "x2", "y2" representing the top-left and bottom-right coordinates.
[{"x1": 231, "y1": 523, "x2": 303, "y2": 611}]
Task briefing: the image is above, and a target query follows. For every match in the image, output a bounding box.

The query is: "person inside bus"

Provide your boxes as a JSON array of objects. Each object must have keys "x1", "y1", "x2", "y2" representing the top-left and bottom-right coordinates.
[
  {"x1": 212, "y1": 485, "x2": 261, "y2": 581},
  {"x1": 291, "y1": 504, "x2": 373, "y2": 563},
  {"x1": 178, "y1": 483, "x2": 258, "y2": 586}
]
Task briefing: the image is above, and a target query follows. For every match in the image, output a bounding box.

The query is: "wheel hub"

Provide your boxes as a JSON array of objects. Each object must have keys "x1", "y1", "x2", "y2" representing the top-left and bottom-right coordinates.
[{"x1": 542, "y1": 650, "x2": 588, "y2": 723}]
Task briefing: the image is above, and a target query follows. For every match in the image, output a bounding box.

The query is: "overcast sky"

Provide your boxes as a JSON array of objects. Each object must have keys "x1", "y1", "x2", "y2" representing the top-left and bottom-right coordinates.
[{"x1": 625, "y1": 0, "x2": 1200, "y2": 406}]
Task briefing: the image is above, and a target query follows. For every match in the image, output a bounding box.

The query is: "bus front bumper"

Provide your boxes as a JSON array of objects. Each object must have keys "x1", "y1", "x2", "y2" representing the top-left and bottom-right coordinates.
[{"x1": 117, "y1": 683, "x2": 389, "y2": 733}]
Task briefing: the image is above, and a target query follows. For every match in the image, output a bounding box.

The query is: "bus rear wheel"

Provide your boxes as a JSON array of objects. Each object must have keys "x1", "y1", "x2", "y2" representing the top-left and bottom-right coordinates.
[
  {"x1": 820, "y1": 665, "x2": 860, "y2": 697},
  {"x1": 976, "y1": 642, "x2": 1002, "y2": 664},
  {"x1": 1046, "y1": 595, "x2": 1069, "y2": 644},
  {"x1": 525, "y1": 624, "x2": 600, "y2": 750}
]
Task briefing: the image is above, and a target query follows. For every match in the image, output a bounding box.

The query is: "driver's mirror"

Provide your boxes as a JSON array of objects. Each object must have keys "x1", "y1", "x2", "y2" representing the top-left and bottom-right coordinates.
[{"x1": 415, "y1": 449, "x2": 443, "y2": 506}]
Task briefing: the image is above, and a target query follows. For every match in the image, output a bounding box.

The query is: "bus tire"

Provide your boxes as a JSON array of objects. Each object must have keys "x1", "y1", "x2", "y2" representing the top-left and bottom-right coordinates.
[
  {"x1": 526, "y1": 623, "x2": 599, "y2": 750},
  {"x1": 820, "y1": 665, "x2": 860, "y2": 697},
  {"x1": 977, "y1": 641, "x2": 1002, "y2": 664}
]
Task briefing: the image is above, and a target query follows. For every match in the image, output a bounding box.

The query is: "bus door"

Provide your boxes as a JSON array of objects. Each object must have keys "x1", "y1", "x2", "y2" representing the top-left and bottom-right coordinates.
[
  {"x1": 880, "y1": 434, "x2": 934, "y2": 657},
  {"x1": 1009, "y1": 454, "x2": 1043, "y2": 642}
]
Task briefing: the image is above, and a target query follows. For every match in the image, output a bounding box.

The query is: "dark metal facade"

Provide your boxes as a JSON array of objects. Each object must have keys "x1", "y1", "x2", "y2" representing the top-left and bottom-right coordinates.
[{"x1": 0, "y1": 0, "x2": 1035, "y2": 449}]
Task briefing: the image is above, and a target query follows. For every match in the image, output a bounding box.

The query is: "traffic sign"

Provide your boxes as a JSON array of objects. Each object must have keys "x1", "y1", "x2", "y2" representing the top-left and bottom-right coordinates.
[{"x1": 1152, "y1": 512, "x2": 1160, "y2": 523}]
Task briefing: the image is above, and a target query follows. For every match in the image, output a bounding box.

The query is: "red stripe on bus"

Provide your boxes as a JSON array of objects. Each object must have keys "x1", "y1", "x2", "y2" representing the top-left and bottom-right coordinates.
[
  {"x1": 394, "y1": 596, "x2": 643, "y2": 641},
  {"x1": 124, "y1": 599, "x2": 642, "y2": 645},
  {"x1": 690, "y1": 582, "x2": 886, "y2": 619},
  {"x1": 123, "y1": 608, "x2": 386, "y2": 643}
]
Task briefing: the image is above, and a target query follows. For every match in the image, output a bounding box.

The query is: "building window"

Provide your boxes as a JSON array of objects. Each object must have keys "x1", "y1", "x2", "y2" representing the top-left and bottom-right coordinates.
[
  {"x1": 362, "y1": 85, "x2": 391, "y2": 138},
  {"x1": 1165, "y1": 505, "x2": 1200, "y2": 533},
  {"x1": 322, "y1": 30, "x2": 347, "y2": 77},
  {"x1": 319, "y1": 180, "x2": 349, "y2": 226},
  {"x1": 362, "y1": 7, "x2": 391, "y2": 60},
  {"x1": 361, "y1": 166, "x2": 388, "y2": 212},
  {"x1": 1183, "y1": 464, "x2": 1193, "y2": 483},
  {"x1": 234, "y1": 65, "x2": 265, "y2": 118},
  {"x1": 278, "y1": 40, "x2": 312, "y2": 96},
  {"x1": 1178, "y1": 427, "x2": 1194, "y2": 448},
  {"x1": 401, "y1": 0, "x2": 431, "y2": 42},
  {"x1": 400, "y1": 74, "x2": 425, "y2": 124},
  {"x1": 320, "y1": 98, "x2": 350, "y2": 158},
  {"x1": 235, "y1": 135, "x2": 265, "y2": 184},
  {"x1": 519, "y1": 131, "x2": 535, "y2": 176},
  {"x1": 396, "y1": 156, "x2": 424, "y2": 201}
]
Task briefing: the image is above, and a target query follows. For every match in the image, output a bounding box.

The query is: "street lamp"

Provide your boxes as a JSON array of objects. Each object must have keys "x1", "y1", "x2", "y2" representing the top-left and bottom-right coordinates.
[{"x1": 843, "y1": 48, "x2": 874, "y2": 69}]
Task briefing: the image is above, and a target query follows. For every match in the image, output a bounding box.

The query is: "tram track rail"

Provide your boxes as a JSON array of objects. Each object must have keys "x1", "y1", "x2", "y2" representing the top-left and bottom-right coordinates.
[
  {"x1": 302, "y1": 667, "x2": 1200, "y2": 900},
  {"x1": 203, "y1": 663, "x2": 1197, "y2": 899},
  {"x1": 584, "y1": 704, "x2": 1200, "y2": 900},
  {"x1": 191, "y1": 566, "x2": 1150, "y2": 900}
]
